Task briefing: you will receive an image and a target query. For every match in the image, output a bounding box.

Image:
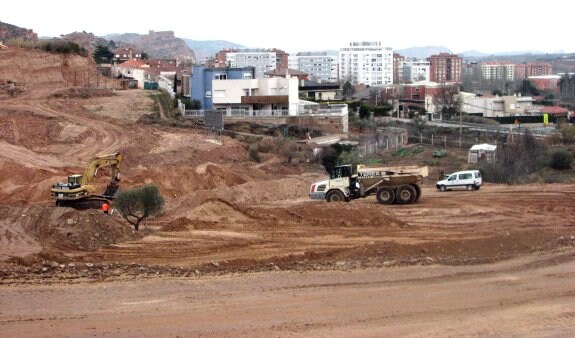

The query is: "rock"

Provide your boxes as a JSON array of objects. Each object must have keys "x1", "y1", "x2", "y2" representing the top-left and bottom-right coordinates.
[
  {"x1": 194, "y1": 270, "x2": 200, "y2": 275},
  {"x1": 67, "y1": 218, "x2": 75, "y2": 225},
  {"x1": 425, "y1": 257, "x2": 435, "y2": 262},
  {"x1": 68, "y1": 263, "x2": 76, "y2": 268},
  {"x1": 86, "y1": 263, "x2": 94, "y2": 268},
  {"x1": 50, "y1": 261, "x2": 59, "y2": 268},
  {"x1": 336, "y1": 261, "x2": 347, "y2": 266},
  {"x1": 273, "y1": 265, "x2": 281, "y2": 271},
  {"x1": 211, "y1": 261, "x2": 220, "y2": 267},
  {"x1": 59, "y1": 264, "x2": 65, "y2": 269},
  {"x1": 42, "y1": 267, "x2": 48, "y2": 272}
]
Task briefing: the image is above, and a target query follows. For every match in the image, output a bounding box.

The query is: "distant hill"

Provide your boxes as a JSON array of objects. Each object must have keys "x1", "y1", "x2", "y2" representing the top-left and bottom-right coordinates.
[
  {"x1": 396, "y1": 46, "x2": 451, "y2": 58},
  {"x1": 182, "y1": 39, "x2": 245, "y2": 60},
  {"x1": 104, "y1": 31, "x2": 195, "y2": 61},
  {"x1": 459, "y1": 50, "x2": 555, "y2": 57},
  {"x1": 0, "y1": 21, "x2": 38, "y2": 42}
]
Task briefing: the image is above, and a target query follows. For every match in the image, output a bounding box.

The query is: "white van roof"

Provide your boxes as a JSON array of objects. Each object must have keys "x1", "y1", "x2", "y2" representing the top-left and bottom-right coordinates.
[{"x1": 470, "y1": 144, "x2": 496, "y2": 151}]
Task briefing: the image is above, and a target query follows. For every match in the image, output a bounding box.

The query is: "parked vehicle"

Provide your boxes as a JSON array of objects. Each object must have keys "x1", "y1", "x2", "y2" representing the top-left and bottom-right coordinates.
[
  {"x1": 436, "y1": 170, "x2": 481, "y2": 191},
  {"x1": 309, "y1": 164, "x2": 428, "y2": 204}
]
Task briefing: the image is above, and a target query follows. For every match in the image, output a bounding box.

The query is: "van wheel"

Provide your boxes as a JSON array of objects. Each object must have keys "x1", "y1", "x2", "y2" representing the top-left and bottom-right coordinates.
[
  {"x1": 396, "y1": 185, "x2": 416, "y2": 204},
  {"x1": 376, "y1": 187, "x2": 395, "y2": 205},
  {"x1": 439, "y1": 185, "x2": 446, "y2": 192},
  {"x1": 326, "y1": 190, "x2": 345, "y2": 202},
  {"x1": 474, "y1": 185, "x2": 481, "y2": 190},
  {"x1": 467, "y1": 185, "x2": 474, "y2": 191}
]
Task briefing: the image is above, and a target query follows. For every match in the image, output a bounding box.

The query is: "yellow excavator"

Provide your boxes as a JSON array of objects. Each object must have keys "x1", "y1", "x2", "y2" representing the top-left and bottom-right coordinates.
[{"x1": 51, "y1": 152, "x2": 123, "y2": 209}]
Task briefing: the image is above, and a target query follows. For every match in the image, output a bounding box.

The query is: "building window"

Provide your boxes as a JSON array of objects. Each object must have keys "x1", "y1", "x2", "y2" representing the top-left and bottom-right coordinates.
[
  {"x1": 214, "y1": 74, "x2": 227, "y2": 80},
  {"x1": 243, "y1": 73, "x2": 252, "y2": 79},
  {"x1": 205, "y1": 91, "x2": 211, "y2": 98}
]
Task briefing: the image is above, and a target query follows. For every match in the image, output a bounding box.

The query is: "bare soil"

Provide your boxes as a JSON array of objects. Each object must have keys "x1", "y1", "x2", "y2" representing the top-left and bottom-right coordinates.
[{"x1": 0, "y1": 49, "x2": 574, "y2": 336}]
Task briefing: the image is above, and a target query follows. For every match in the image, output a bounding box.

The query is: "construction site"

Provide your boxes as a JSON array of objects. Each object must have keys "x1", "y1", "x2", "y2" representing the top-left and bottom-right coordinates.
[{"x1": 1, "y1": 48, "x2": 574, "y2": 336}]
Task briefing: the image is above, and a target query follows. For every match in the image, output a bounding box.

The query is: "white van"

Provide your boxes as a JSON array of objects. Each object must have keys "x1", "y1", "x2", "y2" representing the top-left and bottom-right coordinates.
[{"x1": 436, "y1": 170, "x2": 482, "y2": 191}]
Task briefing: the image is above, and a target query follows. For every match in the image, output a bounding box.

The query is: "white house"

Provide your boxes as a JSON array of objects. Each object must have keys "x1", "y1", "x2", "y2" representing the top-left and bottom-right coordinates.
[{"x1": 211, "y1": 77, "x2": 300, "y2": 116}]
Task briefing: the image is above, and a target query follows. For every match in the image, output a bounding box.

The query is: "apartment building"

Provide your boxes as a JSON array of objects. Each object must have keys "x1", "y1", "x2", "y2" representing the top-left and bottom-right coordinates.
[
  {"x1": 427, "y1": 53, "x2": 463, "y2": 82},
  {"x1": 402, "y1": 59, "x2": 431, "y2": 83},
  {"x1": 213, "y1": 48, "x2": 289, "y2": 79},
  {"x1": 339, "y1": 41, "x2": 393, "y2": 86},
  {"x1": 515, "y1": 62, "x2": 553, "y2": 79},
  {"x1": 481, "y1": 62, "x2": 515, "y2": 80},
  {"x1": 288, "y1": 52, "x2": 338, "y2": 83},
  {"x1": 393, "y1": 53, "x2": 405, "y2": 84}
]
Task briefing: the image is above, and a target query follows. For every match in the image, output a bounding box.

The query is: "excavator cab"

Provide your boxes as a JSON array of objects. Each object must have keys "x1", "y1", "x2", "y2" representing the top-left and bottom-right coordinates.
[{"x1": 67, "y1": 174, "x2": 83, "y2": 188}]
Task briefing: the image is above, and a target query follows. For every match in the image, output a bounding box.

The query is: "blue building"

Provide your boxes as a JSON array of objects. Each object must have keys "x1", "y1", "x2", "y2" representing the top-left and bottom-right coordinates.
[{"x1": 191, "y1": 66, "x2": 255, "y2": 109}]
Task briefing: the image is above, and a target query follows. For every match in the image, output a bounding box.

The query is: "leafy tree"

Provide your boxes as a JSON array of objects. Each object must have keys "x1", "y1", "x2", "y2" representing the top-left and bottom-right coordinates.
[
  {"x1": 559, "y1": 74, "x2": 575, "y2": 99},
  {"x1": 342, "y1": 81, "x2": 353, "y2": 98},
  {"x1": 173, "y1": 73, "x2": 178, "y2": 94},
  {"x1": 114, "y1": 184, "x2": 165, "y2": 231},
  {"x1": 93, "y1": 45, "x2": 114, "y2": 64},
  {"x1": 432, "y1": 83, "x2": 461, "y2": 120},
  {"x1": 108, "y1": 40, "x2": 117, "y2": 49},
  {"x1": 358, "y1": 104, "x2": 370, "y2": 119},
  {"x1": 190, "y1": 99, "x2": 202, "y2": 109},
  {"x1": 517, "y1": 79, "x2": 540, "y2": 96},
  {"x1": 141, "y1": 52, "x2": 149, "y2": 60}
]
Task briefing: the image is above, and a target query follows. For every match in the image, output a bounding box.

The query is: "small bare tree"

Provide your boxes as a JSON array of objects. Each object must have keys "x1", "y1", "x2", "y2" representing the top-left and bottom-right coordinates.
[{"x1": 432, "y1": 83, "x2": 461, "y2": 120}]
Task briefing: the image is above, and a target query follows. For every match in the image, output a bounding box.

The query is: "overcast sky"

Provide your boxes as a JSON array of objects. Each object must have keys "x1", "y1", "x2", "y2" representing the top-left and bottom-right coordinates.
[{"x1": 3, "y1": 0, "x2": 571, "y2": 54}]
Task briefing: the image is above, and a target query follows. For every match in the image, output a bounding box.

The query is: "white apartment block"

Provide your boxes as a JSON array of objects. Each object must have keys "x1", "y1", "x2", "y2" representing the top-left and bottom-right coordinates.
[
  {"x1": 481, "y1": 62, "x2": 515, "y2": 80},
  {"x1": 226, "y1": 51, "x2": 276, "y2": 79},
  {"x1": 288, "y1": 52, "x2": 338, "y2": 82},
  {"x1": 339, "y1": 41, "x2": 393, "y2": 86},
  {"x1": 402, "y1": 59, "x2": 430, "y2": 83}
]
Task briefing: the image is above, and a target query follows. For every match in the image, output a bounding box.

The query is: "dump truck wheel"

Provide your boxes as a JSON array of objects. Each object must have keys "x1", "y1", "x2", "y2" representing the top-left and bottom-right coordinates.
[
  {"x1": 376, "y1": 186, "x2": 395, "y2": 205},
  {"x1": 326, "y1": 190, "x2": 345, "y2": 202},
  {"x1": 411, "y1": 184, "x2": 422, "y2": 202},
  {"x1": 396, "y1": 185, "x2": 416, "y2": 204}
]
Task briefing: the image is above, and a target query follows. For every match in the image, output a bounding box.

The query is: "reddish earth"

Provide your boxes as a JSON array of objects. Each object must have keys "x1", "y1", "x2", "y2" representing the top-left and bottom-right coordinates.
[{"x1": 0, "y1": 48, "x2": 574, "y2": 336}]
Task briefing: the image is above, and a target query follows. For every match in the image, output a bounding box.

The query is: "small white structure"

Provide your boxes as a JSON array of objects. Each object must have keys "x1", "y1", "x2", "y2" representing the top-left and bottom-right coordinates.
[{"x1": 468, "y1": 144, "x2": 497, "y2": 164}]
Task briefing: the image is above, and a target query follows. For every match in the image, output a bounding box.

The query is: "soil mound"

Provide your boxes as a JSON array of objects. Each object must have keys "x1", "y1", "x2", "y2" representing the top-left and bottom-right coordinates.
[{"x1": 186, "y1": 199, "x2": 253, "y2": 224}]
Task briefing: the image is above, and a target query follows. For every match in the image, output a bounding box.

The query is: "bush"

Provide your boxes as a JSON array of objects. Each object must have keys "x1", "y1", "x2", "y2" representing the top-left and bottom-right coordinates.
[
  {"x1": 479, "y1": 130, "x2": 547, "y2": 184},
  {"x1": 548, "y1": 148, "x2": 572, "y2": 170},
  {"x1": 248, "y1": 144, "x2": 260, "y2": 162}
]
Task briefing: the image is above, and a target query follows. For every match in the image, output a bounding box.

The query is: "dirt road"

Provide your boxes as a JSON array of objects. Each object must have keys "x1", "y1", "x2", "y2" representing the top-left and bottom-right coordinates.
[{"x1": 1, "y1": 249, "x2": 573, "y2": 337}]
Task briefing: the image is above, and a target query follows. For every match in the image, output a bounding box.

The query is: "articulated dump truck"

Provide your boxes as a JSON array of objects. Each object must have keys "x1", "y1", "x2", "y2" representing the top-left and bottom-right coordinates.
[{"x1": 309, "y1": 164, "x2": 429, "y2": 204}]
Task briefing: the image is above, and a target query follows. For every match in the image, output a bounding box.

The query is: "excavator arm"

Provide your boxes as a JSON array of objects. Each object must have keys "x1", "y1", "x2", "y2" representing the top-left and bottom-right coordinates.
[{"x1": 80, "y1": 152, "x2": 123, "y2": 186}]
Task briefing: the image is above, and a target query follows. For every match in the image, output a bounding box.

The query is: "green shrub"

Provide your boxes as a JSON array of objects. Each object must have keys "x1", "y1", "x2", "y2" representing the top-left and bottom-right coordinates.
[
  {"x1": 548, "y1": 148, "x2": 572, "y2": 170},
  {"x1": 248, "y1": 144, "x2": 260, "y2": 162}
]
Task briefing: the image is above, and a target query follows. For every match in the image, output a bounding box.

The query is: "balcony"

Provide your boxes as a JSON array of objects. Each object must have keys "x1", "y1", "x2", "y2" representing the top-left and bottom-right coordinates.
[{"x1": 241, "y1": 95, "x2": 289, "y2": 104}]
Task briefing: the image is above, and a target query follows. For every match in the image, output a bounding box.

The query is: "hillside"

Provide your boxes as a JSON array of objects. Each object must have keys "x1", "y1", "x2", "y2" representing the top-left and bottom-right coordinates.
[
  {"x1": 105, "y1": 31, "x2": 195, "y2": 61},
  {"x1": 182, "y1": 38, "x2": 245, "y2": 60},
  {"x1": 0, "y1": 21, "x2": 38, "y2": 42},
  {"x1": 396, "y1": 45, "x2": 451, "y2": 58}
]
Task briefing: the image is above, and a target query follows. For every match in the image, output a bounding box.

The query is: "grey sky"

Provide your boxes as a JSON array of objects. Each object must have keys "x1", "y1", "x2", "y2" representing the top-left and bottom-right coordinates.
[{"x1": 3, "y1": 0, "x2": 571, "y2": 54}]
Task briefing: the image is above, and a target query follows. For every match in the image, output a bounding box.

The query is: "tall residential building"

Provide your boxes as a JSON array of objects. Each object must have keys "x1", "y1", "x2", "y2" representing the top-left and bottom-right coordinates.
[
  {"x1": 339, "y1": 41, "x2": 393, "y2": 86},
  {"x1": 393, "y1": 53, "x2": 405, "y2": 84},
  {"x1": 480, "y1": 62, "x2": 515, "y2": 80},
  {"x1": 427, "y1": 53, "x2": 463, "y2": 82},
  {"x1": 288, "y1": 52, "x2": 338, "y2": 82},
  {"x1": 515, "y1": 62, "x2": 553, "y2": 79},
  {"x1": 402, "y1": 59, "x2": 431, "y2": 83},
  {"x1": 213, "y1": 48, "x2": 289, "y2": 79}
]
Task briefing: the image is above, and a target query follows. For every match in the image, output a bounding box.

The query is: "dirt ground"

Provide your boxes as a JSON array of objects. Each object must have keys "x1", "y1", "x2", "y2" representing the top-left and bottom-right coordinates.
[{"x1": 0, "y1": 49, "x2": 574, "y2": 336}]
